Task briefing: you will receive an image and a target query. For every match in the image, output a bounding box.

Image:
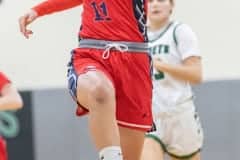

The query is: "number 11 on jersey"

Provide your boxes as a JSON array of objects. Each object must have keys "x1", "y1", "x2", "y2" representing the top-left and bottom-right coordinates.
[{"x1": 91, "y1": 1, "x2": 111, "y2": 21}]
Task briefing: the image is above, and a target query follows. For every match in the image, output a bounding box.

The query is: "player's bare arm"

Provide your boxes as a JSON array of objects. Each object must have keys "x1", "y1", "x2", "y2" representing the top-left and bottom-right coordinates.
[{"x1": 153, "y1": 56, "x2": 202, "y2": 84}]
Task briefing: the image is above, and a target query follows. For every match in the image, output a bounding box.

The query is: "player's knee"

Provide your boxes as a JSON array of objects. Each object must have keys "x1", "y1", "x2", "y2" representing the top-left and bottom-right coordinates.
[
  {"x1": 77, "y1": 72, "x2": 115, "y2": 107},
  {"x1": 89, "y1": 81, "x2": 113, "y2": 104},
  {"x1": 78, "y1": 77, "x2": 114, "y2": 103}
]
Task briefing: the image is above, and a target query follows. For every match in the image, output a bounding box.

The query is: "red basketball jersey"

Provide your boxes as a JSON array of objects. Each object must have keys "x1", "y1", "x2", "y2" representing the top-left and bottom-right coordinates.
[{"x1": 33, "y1": 0, "x2": 147, "y2": 42}]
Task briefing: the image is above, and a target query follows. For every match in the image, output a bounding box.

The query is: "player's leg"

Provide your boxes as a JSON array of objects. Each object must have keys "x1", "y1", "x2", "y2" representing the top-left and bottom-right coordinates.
[
  {"x1": 141, "y1": 137, "x2": 164, "y2": 160},
  {"x1": 68, "y1": 49, "x2": 122, "y2": 160},
  {"x1": 116, "y1": 53, "x2": 153, "y2": 160},
  {"x1": 76, "y1": 70, "x2": 120, "y2": 149},
  {"x1": 118, "y1": 127, "x2": 145, "y2": 160},
  {"x1": 191, "y1": 153, "x2": 201, "y2": 160},
  {"x1": 141, "y1": 112, "x2": 167, "y2": 160}
]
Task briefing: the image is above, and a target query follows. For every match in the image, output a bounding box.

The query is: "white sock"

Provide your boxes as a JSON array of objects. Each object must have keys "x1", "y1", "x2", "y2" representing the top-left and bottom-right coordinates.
[{"x1": 99, "y1": 146, "x2": 123, "y2": 160}]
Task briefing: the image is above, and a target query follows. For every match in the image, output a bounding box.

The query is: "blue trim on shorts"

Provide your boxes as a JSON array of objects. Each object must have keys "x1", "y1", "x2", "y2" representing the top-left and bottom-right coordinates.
[{"x1": 67, "y1": 50, "x2": 78, "y2": 102}]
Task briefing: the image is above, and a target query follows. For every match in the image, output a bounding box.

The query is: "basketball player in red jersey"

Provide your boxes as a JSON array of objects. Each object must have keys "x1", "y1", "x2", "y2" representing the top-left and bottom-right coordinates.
[
  {"x1": 0, "y1": 72, "x2": 23, "y2": 160},
  {"x1": 19, "y1": 0, "x2": 152, "y2": 159}
]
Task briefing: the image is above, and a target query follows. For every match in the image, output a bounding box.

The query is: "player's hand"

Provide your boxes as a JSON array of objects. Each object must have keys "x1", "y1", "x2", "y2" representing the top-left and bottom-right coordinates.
[
  {"x1": 153, "y1": 57, "x2": 162, "y2": 69},
  {"x1": 19, "y1": 10, "x2": 38, "y2": 39}
]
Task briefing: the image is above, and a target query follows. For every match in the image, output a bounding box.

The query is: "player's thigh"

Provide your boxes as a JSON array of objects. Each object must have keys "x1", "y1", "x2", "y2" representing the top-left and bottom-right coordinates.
[
  {"x1": 115, "y1": 53, "x2": 153, "y2": 131},
  {"x1": 77, "y1": 70, "x2": 114, "y2": 97},
  {"x1": 119, "y1": 126, "x2": 145, "y2": 160},
  {"x1": 141, "y1": 137, "x2": 164, "y2": 160},
  {"x1": 68, "y1": 48, "x2": 115, "y2": 110}
]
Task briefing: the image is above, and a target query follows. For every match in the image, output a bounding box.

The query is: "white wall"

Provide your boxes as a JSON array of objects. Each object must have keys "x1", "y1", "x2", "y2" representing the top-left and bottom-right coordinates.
[
  {"x1": 174, "y1": 0, "x2": 240, "y2": 81},
  {"x1": 0, "y1": 0, "x2": 82, "y2": 90},
  {"x1": 0, "y1": 0, "x2": 240, "y2": 89}
]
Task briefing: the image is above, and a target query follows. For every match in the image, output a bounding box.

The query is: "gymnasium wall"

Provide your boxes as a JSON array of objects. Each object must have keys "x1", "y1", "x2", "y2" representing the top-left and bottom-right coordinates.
[{"x1": 2, "y1": 80, "x2": 239, "y2": 160}]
